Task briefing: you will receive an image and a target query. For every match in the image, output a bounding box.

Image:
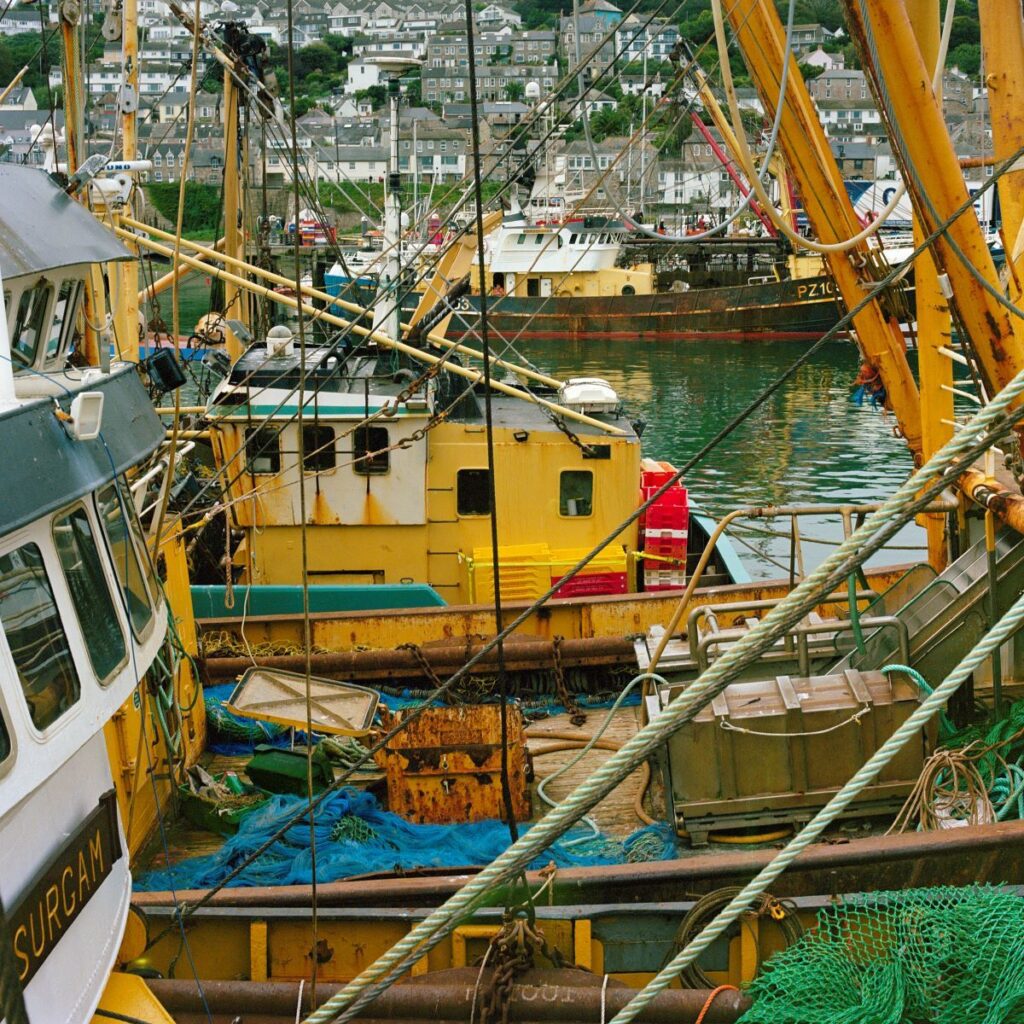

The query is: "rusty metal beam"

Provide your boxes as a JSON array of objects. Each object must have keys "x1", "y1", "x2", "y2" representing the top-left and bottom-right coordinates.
[
  {"x1": 201, "y1": 635, "x2": 636, "y2": 681},
  {"x1": 147, "y1": 972, "x2": 750, "y2": 1023}
]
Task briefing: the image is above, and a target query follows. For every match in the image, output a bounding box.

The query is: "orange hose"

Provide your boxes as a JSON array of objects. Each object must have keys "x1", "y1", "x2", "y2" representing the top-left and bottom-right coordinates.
[{"x1": 695, "y1": 985, "x2": 740, "y2": 1024}]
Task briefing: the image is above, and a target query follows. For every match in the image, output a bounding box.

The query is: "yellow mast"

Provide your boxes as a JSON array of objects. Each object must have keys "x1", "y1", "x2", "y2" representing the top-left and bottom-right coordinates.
[
  {"x1": 112, "y1": 0, "x2": 141, "y2": 363},
  {"x1": 979, "y1": 0, "x2": 1024, "y2": 286},
  {"x1": 723, "y1": 0, "x2": 924, "y2": 459},
  {"x1": 906, "y1": 0, "x2": 954, "y2": 570},
  {"x1": 222, "y1": 70, "x2": 248, "y2": 361},
  {"x1": 843, "y1": 1, "x2": 1024, "y2": 422}
]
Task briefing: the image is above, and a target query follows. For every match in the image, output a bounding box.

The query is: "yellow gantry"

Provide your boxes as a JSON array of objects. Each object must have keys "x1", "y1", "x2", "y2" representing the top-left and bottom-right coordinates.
[
  {"x1": 723, "y1": 0, "x2": 924, "y2": 459},
  {"x1": 844, "y1": 0, "x2": 1024, "y2": 413}
]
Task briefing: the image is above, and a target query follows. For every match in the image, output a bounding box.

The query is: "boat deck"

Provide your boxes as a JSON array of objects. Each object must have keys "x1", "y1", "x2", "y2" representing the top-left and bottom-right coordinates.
[{"x1": 141, "y1": 706, "x2": 656, "y2": 878}]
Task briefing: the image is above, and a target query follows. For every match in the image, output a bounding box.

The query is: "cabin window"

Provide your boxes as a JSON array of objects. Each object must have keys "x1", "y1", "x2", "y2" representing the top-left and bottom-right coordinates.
[
  {"x1": 353, "y1": 425, "x2": 390, "y2": 474},
  {"x1": 46, "y1": 279, "x2": 81, "y2": 362},
  {"x1": 0, "y1": 543, "x2": 81, "y2": 731},
  {"x1": 527, "y1": 278, "x2": 540, "y2": 297},
  {"x1": 457, "y1": 468, "x2": 491, "y2": 515},
  {"x1": 96, "y1": 483, "x2": 155, "y2": 639},
  {"x1": 246, "y1": 427, "x2": 281, "y2": 474},
  {"x1": 559, "y1": 470, "x2": 593, "y2": 517},
  {"x1": 53, "y1": 506, "x2": 127, "y2": 682},
  {"x1": 303, "y1": 424, "x2": 336, "y2": 472},
  {"x1": 11, "y1": 281, "x2": 52, "y2": 368},
  {"x1": 582, "y1": 444, "x2": 611, "y2": 460}
]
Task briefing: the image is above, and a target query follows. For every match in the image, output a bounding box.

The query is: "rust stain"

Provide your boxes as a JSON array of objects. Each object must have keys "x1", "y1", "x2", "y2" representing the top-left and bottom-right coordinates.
[
  {"x1": 311, "y1": 490, "x2": 341, "y2": 525},
  {"x1": 377, "y1": 705, "x2": 530, "y2": 823}
]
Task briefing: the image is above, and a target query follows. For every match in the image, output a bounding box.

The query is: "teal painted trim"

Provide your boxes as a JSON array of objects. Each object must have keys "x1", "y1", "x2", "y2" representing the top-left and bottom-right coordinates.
[
  {"x1": 691, "y1": 505, "x2": 751, "y2": 585},
  {"x1": 191, "y1": 583, "x2": 446, "y2": 618}
]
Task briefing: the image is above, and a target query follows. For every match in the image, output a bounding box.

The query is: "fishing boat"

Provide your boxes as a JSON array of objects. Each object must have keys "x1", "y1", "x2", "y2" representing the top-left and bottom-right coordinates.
[
  {"x1": 120, "y1": 0, "x2": 1024, "y2": 1019},
  {"x1": 422, "y1": 202, "x2": 856, "y2": 344},
  {"x1": 10, "y1": 0, "x2": 1024, "y2": 1018},
  {"x1": 0, "y1": 164, "x2": 179, "y2": 1022}
]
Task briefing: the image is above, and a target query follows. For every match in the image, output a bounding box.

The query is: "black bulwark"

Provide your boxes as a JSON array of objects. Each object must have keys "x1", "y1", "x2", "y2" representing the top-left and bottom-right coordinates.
[{"x1": 0, "y1": 366, "x2": 165, "y2": 538}]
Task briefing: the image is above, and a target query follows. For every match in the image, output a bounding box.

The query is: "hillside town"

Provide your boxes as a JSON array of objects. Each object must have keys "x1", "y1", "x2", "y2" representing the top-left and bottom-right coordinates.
[{"x1": 0, "y1": 0, "x2": 995, "y2": 229}]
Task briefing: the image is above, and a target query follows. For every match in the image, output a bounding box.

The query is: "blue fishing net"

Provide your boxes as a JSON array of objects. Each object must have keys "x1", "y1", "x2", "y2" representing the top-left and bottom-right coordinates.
[{"x1": 135, "y1": 788, "x2": 679, "y2": 891}]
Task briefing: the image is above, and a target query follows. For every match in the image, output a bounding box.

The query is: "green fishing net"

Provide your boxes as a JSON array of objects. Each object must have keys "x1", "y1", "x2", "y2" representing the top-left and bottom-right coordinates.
[{"x1": 739, "y1": 886, "x2": 1024, "y2": 1024}]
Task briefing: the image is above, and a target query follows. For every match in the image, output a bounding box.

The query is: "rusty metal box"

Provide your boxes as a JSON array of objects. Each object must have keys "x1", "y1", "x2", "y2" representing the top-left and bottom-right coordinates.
[
  {"x1": 376, "y1": 704, "x2": 531, "y2": 824},
  {"x1": 660, "y1": 669, "x2": 933, "y2": 844}
]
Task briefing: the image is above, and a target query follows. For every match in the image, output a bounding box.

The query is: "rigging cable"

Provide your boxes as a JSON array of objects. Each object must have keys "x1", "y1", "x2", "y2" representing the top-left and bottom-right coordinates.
[
  {"x1": 706, "y1": 0, "x2": 955, "y2": 253},
  {"x1": 149, "y1": 0, "x2": 202, "y2": 557},
  {"x1": 285, "y1": 0, "x2": 320, "y2": 1001},
  {"x1": 464, "y1": 0, "x2": 518, "y2": 845},
  {"x1": 574, "y1": 0, "x2": 796, "y2": 245},
  {"x1": 141, "y1": 137, "x2": 1024, "y2": 959}
]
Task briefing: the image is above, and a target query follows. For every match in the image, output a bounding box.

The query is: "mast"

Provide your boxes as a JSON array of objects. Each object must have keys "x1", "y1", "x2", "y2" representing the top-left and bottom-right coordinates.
[
  {"x1": 906, "y1": 0, "x2": 954, "y2": 570},
  {"x1": 222, "y1": 67, "x2": 246, "y2": 361},
  {"x1": 842, "y1": 0, "x2": 1024, "y2": 436},
  {"x1": 112, "y1": 0, "x2": 141, "y2": 363},
  {"x1": 370, "y1": 58, "x2": 422, "y2": 346},
  {"x1": 723, "y1": 0, "x2": 924, "y2": 457},
  {"x1": 978, "y1": 0, "x2": 1024, "y2": 285}
]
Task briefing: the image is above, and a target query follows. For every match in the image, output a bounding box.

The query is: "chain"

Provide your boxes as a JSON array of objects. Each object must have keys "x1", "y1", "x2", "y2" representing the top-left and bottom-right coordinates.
[
  {"x1": 476, "y1": 914, "x2": 572, "y2": 1024},
  {"x1": 551, "y1": 636, "x2": 586, "y2": 726},
  {"x1": 397, "y1": 643, "x2": 444, "y2": 689},
  {"x1": 549, "y1": 414, "x2": 598, "y2": 455}
]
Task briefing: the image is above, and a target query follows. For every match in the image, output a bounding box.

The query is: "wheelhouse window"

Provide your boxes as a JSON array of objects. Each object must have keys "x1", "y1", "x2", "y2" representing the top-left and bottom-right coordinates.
[
  {"x1": 0, "y1": 710, "x2": 9, "y2": 764},
  {"x1": 11, "y1": 281, "x2": 52, "y2": 368},
  {"x1": 302, "y1": 424, "x2": 336, "y2": 472},
  {"x1": 353, "y1": 425, "x2": 389, "y2": 475},
  {"x1": 0, "y1": 543, "x2": 81, "y2": 731},
  {"x1": 246, "y1": 427, "x2": 281, "y2": 475},
  {"x1": 96, "y1": 483, "x2": 155, "y2": 638},
  {"x1": 457, "y1": 468, "x2": 492, "y2": 516},
  {"x1": 45, "y1": 279, "x2": 81, "y2": 363},
  {"x1": 54, "y1": 506, "x2": 126, "y2": 682},
  {"x1": 560, "y1": 470, "x2": 593, "y2": 517}
]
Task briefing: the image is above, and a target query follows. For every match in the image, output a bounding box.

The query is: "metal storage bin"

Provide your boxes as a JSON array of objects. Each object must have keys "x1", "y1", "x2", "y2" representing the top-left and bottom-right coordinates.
[{"x1": 657, "y1": 669, "x2": 933, "y2": 844}]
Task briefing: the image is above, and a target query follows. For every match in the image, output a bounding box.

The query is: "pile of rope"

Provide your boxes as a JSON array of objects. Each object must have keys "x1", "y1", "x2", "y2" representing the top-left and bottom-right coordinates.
[
  {"x1": 668, "y1": 887, "x2": 804, "y2": 990},
  {"x1": 891, "y1": 698, "x2": 1024, "y2": 831}
]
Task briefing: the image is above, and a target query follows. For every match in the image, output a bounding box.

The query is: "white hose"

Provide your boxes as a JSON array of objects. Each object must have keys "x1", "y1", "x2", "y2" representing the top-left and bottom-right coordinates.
[{"x1": 709, "y1": 0, "x2": 955, "y2": 252}]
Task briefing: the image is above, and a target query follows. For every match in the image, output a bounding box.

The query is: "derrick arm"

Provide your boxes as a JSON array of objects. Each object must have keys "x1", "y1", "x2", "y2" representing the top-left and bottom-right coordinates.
[
  {"x1": 723, "y1": 0, "x2": 923, "y2": 458},
  {"x1": 842, "y1": 0, "x2": 1024, "y2": 455},
  {"x1": 978, "y1": 0, "x2": 1024, "y2": 285},
  {"x1": 406, "y1": 209, "x2": 503, "y2": 341}
]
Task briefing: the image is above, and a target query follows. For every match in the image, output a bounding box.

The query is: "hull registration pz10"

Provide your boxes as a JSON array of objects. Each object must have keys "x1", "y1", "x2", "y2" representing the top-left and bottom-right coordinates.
[{"x1": 6, "y1": 790, "x2": 122, "y2": 987}]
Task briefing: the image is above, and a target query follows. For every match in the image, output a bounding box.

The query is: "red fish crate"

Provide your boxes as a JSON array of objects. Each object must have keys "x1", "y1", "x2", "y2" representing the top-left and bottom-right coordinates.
[{"x1": 551, "y1": 571, "x2": 629, "y2": 597}]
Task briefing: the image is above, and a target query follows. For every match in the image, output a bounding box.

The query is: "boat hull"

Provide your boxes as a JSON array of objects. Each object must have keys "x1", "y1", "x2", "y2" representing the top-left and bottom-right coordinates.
[{"x1": 442, "y1": 276, "x2": 845, "y2": 343}]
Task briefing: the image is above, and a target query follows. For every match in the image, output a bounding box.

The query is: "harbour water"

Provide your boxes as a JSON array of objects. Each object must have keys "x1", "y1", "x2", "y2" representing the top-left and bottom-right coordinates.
[{"x1": 512, "y1": 337, "x2": 926, "y2": 579}]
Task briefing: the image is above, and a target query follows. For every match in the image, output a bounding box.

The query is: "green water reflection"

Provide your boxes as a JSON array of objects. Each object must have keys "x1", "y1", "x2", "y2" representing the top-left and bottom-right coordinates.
[{"x1": 513, "y1": 337, "x2": 926, "y2": 580}]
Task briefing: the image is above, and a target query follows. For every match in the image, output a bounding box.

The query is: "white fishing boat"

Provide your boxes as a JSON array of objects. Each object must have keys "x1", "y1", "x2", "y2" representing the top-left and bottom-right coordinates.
[{"x1": 0, "y1": 164, "x2": 171, "y2": 1022}]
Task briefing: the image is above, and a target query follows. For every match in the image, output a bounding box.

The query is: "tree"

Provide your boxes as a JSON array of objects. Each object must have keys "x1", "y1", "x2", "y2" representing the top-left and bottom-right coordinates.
[
  {"x1": 947, "y1": 42, "x2": 981, "y2": 75},
  {"x1": 294, "y1": 42, "x2": 338, "y2": 77},
  {"x1": 355, "y1": 85, "x2": 387, "y2": 108},
  {"x1": 505, "y1": 80, "x2": 525, "y2": 102}
]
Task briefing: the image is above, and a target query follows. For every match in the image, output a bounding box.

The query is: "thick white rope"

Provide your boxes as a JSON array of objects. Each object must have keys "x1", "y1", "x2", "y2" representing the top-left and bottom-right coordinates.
[
  {"x1": 606, "y1": 601, "x2": 1024, "y2": 1024},
  {"x1": 301, "y1": 359, "x2": 1024, "y2": 1024}
]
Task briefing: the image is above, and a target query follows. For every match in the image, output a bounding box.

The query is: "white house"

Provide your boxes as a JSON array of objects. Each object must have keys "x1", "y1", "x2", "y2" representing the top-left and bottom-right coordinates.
[
  {"x1": 477, "y1": 4, "x2": 522, "y2": 28},
  {"x1": 345, "y1": 59, "x2": 383, "y2": 95},
  {"x1": 802, "y1": 46, "x2": 844, "y2": 71}
]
